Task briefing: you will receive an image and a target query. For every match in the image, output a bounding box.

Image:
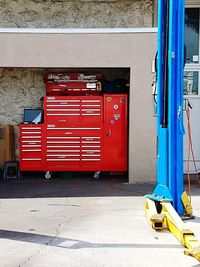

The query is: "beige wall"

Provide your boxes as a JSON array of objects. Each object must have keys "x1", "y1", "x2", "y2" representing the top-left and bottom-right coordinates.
[{"x1": 0, "y1": 31, "x2": 157, "y2": 182}]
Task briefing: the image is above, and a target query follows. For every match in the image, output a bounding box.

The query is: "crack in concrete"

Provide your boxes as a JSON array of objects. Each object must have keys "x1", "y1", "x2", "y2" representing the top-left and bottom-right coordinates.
[
  {"x1": 18, "y1": 194, "x2": 87, "y2": 266},
  {"x1": 18, "y1": 196, "x2": 69, "y2": 267}
]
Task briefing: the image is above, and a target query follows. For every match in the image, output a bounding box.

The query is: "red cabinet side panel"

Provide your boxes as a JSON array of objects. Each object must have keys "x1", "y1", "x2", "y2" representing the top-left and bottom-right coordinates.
[{"x1": 104, "y1": 94, "x2": 128, "y2": 171}]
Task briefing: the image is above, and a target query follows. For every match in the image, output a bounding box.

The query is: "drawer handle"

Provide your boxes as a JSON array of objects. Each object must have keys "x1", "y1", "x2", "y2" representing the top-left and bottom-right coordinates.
[
  {"x1": 47, "y1": 114, "x2": 80, "y2": 116},
  {"x1": 47, "y1": 154, "x2": 80, "y2": 157},
  {"x1": 22, "y1": 145, "x2": 41, "y2": 148},
  {"x1": 22, "y1": 127, "x2": 41, "y2": 130},
  {"x1": 22, "y1": 136, "x2": 41, "y2": 139},
  {"x1": 22, "y1": 132, "x2": 41, "y2": 134},
  {"x1": 47, "y1": 159, "x2": 80, "y2": 161},
  {"x1": 22, "y1": 158, "x2": 41, "y2": 161},
  {"x1": 81, "y1": 114, "x2": 101, "y2": 116},
  {"x1": 82, "y1": 154, "x2": 100, "y2": 157},
  {"x1": 82, "y1": 141, "x2": 100, "y2": 144},
  {"x1": 82, "y1": 150, "x2": 100, "y2": 152},
  {"x1": 22, "y1": 149, "x2": 41, "y2": 152},
  {"x1": 82, "y1": 159, "x2": 100, "y2": 161}
]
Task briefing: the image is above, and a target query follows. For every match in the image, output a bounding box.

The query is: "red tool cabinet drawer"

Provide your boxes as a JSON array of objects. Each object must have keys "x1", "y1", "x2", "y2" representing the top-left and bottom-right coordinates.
[
  {"x1": 21, "y1": 151, "x2": 42, "y2": 157},
  {"x1": 21, "y1": 140, "x2": 41, "y2": 145},
  {"x1": 20, "y1": 156, "x2": 44, "y2": 171},
  {"x1": 46, "y1": 125, "x2": 102, "y2": 137},
  {"x1": 46, "y1": 136, "x2": 81, "y2": 144},
  {"x1": 45, "y1": 97, "x2": 81, "y2": 104},
  {"x1": 46, "y1": 83, "x2": 66, "y2": 96},
  {"x1": 46, "y1": 156, "x2": 80, "y2": 171},
  {"x1": 21, "y1": 125, "x2": 42, "y2": 131},
  {"x1": 81, "y1": 136, "x2": 101, "y2": 144}
]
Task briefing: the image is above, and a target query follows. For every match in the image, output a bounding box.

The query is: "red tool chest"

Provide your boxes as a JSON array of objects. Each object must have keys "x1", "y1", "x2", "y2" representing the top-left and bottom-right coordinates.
[
  {"x1": 19, "y1": 94, "x2": 127, "y2": 173},
  {"x1": 19, "y1": 124, "x2": 45, "y2": 171}
]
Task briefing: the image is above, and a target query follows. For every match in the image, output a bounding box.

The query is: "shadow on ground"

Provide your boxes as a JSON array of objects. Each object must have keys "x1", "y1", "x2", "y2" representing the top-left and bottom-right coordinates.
[
  {"x1": 0, "y1": 172, "x2": 155, "y2": 198},
  {"x1": 1, "y1": 172, "x2": 200, "y2": 199},
  {"x1": 0, "y1": 229, "x2": 181, "y2": 250}
]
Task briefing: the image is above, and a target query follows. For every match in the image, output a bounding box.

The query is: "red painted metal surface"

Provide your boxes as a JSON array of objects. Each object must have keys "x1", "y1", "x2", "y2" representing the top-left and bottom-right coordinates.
[
  {"x1": 44, "y1": 96, "x2": 103, "y2": 124},
  {"x1": 19, "y1": 124, "x2": 45, "y2": 171},
  {"x1": 46, "y1": 81, "x2": 101, "y2": 96},
  {"x1": 104, "y1": 94, "x2": 128, "y2": 171},
  {"x1": 19, "y1": 94, "x2": 127, "y2": 172},
  {"x1": 45, "y1": 122, "x2": 103, "y2": 171}
]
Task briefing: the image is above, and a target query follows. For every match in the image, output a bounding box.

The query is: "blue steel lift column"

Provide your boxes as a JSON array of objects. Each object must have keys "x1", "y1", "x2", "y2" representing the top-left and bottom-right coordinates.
[
  {"x1": 146, "y1": 0, "x2": 185, "y2": 215},
  {"x1": 145, "y1": 0, "x2": 200, "y2": 262}
]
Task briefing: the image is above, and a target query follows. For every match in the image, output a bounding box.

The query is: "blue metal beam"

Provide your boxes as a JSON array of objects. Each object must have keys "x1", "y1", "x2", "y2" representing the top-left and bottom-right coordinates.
[{"x1": 148, "y1": 0, "x2": 185, "y2": 216}]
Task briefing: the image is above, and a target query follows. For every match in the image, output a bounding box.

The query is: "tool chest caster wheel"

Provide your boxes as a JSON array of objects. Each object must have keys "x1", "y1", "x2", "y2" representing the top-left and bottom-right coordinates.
[
  {"x1": 93, "y1": 171, "x2": 100, "y2": 179},
  {"x1": 45, "y1": 171, "x2": 52, "y2": 179}
]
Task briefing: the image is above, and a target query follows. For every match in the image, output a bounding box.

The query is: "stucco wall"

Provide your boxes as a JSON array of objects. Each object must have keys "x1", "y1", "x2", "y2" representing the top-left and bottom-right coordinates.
[{"x1": 0, "y1": 0, "x2": 153, "y2": 28}]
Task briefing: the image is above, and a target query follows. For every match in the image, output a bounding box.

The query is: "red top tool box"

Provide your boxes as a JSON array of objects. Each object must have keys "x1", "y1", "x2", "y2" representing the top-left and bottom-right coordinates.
[{"x1": 45, "y1": 73, "x2": 102, "y2": 96}]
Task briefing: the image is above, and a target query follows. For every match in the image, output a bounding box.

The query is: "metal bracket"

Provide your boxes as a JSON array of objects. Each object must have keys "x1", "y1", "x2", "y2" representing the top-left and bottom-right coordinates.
[
  {"x1": 181, "y1": 191, "x2": 193, "y2": 216},
  {"x1": 145, "y1": 197, "x2": 200, "y2": 262}
]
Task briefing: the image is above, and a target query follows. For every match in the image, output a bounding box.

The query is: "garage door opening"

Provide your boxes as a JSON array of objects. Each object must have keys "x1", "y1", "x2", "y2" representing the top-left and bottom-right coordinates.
[{"x1": 0, "y1": 67, "x2": 130, "y2": 183}]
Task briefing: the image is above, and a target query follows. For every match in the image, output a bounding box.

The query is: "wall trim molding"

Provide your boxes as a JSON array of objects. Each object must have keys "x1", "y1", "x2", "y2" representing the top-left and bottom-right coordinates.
[{"x1": 0, "y1": 28, "x2": 158, "y2": 34}]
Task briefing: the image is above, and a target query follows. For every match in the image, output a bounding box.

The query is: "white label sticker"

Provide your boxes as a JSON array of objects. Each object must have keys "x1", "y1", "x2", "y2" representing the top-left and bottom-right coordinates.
[{"x1": 86, "y1": 83, "x2": 96, "y2": 89}]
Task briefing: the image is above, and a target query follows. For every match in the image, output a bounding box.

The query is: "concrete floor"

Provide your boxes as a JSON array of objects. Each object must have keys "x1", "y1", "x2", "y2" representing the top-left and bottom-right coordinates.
[{"x1": 0, "y1": 173, "x2": 200, "y2": 267}]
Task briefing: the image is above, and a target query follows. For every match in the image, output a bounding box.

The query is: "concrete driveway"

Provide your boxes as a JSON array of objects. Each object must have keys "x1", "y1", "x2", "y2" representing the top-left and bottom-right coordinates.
[{"x1": 0, "y1": 174, "x2": 200, "y2": 267}]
